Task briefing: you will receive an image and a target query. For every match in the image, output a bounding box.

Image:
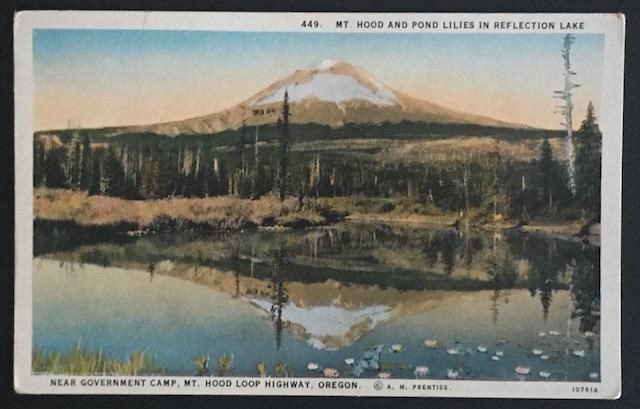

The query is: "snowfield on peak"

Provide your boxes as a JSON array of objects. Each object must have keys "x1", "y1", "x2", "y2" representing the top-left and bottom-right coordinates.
[
  {"x1": 252, "y1": 72, "x2": 398, "y2": 107},
  {"x1": 317, "y1": 59, "x2": 339, "y2": 69}
]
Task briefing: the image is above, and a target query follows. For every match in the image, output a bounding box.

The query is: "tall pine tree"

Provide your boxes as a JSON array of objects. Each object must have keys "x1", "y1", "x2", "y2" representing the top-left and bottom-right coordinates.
[
  {"x1": 238, "y1": 120, "x2": 246, "y2": 171},
  {"x1": 140, "y1": 143, "x2": 161, "y2": 199},
  {"x1": 68, "y1": 138, "x2": 82, "y2": 190},
  {"x1": 44, "y1": 150, "x2": 66, "y2": 188},
  {"x1": 539, "y1": 139, "x2": 556, "y2": 212},
  {"x1": 80, "y1": 134, "x2": 92, "y2": 191},
  {"x1": 33, "y1": 141, "x2": 46, "y2": 187},
  {"x1": 276, "y1": 91, "x2": 290, "y2": 201},
  {"x1": 102, "y1": 148, "x2": 125, "y2": 197},
  {"x1": 574, "y1": 101, "x2": 602, "y2": 215},
  {"x1": 89, "y1": 148, "x2": 104, "y2": 195}
]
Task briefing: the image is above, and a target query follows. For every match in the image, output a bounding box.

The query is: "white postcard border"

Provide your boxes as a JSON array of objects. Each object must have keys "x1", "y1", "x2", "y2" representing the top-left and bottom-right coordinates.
[{"x1": 13, "y1": 11, "x2": 625, "y2": 398}]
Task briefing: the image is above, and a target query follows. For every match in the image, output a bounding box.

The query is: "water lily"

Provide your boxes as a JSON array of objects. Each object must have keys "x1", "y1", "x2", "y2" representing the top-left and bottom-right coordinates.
[
  {"x1": 446, "y1": 348, "x2": 459, "y2": 355},
  {"x1": 378, "y1": 371, "x2": 391, "y2": 379},
  {"x1": 548, "y1": 330, "x2": 560, "y2": 336},
  {"x1": 540, "y1": 355, "x2": 550, "y2": 360},
  {"x1": 447, "y1": 369, "x2": 459, "y2": 379},
  {"x1": 307, "y1": 362, "x2": 319, "y2": 371},
  {"x1": 538, "y1": 332, "x2": 546, "y2": 337},
  {"x1": 584, "y1": 331, "x2": 595, "y2": 338},
  {"x1": 496, "y1": 350, "x2": 504, "y2": 357},
  {"x1": 573, "y1": 350, "x2": 586, "y2": 358},
  {"x1": 323, "y1": 367, "x2": 339, "y2": 378},
  {"x1": 532, "y1": 348, "x2": 543, "y2": 356},
  {"x1": 491, "y1": 355, "x2": 500, "y2": 361},
  {"x1": 539, "y1": 371, "x2": 551, "y2": 379},
  {"x1": 589, "y1": 372, "x2": 599, "y2": 380},
  {"x1": 414, "y1": 366, "x2": 429, "y2": 378},
  {"x1": 391, "y1": 344, "x2": 403, "y2": 353},
  {"x1": 344, "y1": 358, "x2": 355, "y2": 366},
  {"x1": 477, "y1": 345, "x2": 488, "y2": 353},
  {"x1": 424, "y1": 339, "x2": 439, "y2": 349},
  {"x1": 515, "y1": 366, "x2": 530, "y2": 375}
]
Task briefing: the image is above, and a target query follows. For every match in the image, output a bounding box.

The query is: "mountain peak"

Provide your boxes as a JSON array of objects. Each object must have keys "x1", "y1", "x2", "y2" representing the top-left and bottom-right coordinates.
[
  {"x1": 124, "y1": 60, "x2": 528, "y2": 136},
  {"x1": 250, "y1": 60, "x2": 397, "y2": 107},
  {"x1": 316, "y1": 59, "x2": 340, "y2": 70}
]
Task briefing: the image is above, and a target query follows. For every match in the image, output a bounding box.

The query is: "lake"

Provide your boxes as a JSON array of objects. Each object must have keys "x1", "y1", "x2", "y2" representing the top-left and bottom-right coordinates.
[{"x1": 33, "y1": 221, "x2": 600, "y2": 381}]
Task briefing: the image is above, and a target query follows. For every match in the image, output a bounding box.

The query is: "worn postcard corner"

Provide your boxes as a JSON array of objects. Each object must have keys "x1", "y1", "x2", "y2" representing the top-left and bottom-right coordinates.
[{"x1": 14, "y1": 11, "x2": 623, "y2": 399}]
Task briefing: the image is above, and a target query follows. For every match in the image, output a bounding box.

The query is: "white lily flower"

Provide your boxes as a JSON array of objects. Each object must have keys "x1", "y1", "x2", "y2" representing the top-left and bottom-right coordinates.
[
  {"x1": 424, "y1": 339, "x2": 438, "y2": 349},
  {"x1": 532, "y1": 348, "x2": 543, "y2": 355},
  {"x1": 307, "y1": 362, "x2": 319, "y2": 371},
  {"x1": 515, "y1": 366, "x2": 530, "y2": 375},
  {"x1": 540, "y1": 355, "x2": 550, "y2": 360},
  {"x1": 573, "y1": 350, "x2": 586, "y2": 358},
  {"x1": 539, "y1": 371, "x2": 551, "y2": 379},
  {"x1": 323, "y1": 367, "x2": 339, "y2": 378},
  {"x1": 344, "y1": 358, "x2": 355, "y2": 365},
  {"x1": 477, "y1": 346, "x2": 488, "y2": 353},
  {"x1": 548, "y1": 330, "x2": 560, "y2": 336},
  {"x1": 538, "y1": 332, "x2": 546, "y2": 337},
  {"x1": 589, "y1": 372, "x2": 599, "y2": 380},
  {"x1": 447, "y1": 369, "x2": 459, "y2": 379},
  {"x1": 414, "y1": 366, "x2": 429, "y2": 378},
  {"x1": 491, "y1": 355, "x2": 500, "y2": 361},
  {"x1": 496, "y1": 350, "x2": 504, "y2": 357},
  {"x1": 391, "y1": 344, "x2": 402, "y2": 352},
  {"x1": 378, "y1": 371, "x2": 391, "y2": 379},
  {"x1": 446, "y1": 348, "x2": 459, "y2": 355}
]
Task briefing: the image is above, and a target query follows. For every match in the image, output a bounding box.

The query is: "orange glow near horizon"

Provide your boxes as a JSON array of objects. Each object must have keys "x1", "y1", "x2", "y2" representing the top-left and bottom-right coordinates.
[{"x1": 33, "y1": 31, "x2": 604, "y2": 131}]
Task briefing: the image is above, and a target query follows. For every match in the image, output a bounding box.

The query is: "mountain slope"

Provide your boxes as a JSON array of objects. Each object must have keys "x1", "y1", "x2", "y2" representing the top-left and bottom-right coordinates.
[{"x1": 125, "y1": 60, "x2": 528, "y2": 137}]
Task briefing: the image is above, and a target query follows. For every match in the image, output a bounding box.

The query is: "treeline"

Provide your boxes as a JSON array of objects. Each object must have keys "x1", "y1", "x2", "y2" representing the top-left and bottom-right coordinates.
[
  {"x1": 33, "y1": 99, "x2": 602, "y2": 221},
  {"x1": 35, "y1": 119, "x2": 572, "y2": 147}
]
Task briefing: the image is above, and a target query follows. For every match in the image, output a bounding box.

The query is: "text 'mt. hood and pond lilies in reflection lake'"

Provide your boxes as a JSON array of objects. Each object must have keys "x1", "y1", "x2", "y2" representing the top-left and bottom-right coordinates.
[{"x1": 33, "y1": 222, "x2": 600, "y2": 381}]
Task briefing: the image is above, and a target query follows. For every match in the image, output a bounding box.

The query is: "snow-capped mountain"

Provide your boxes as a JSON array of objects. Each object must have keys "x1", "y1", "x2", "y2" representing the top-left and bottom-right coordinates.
[{"x1": 125, "y1": 59, "x2": 525, "y2": 136}]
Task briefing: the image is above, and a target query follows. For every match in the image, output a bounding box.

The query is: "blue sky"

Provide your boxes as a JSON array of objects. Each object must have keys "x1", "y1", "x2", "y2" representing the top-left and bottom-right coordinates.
[{"x1": 33, "y1": 30, "x2": 604, "y2": 130}]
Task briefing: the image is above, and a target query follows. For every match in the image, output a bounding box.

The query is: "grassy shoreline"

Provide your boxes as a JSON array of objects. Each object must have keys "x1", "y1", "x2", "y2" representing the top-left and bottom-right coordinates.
[
  {"x1": 34, "y1": 188, "x2": 594, "y2": 238},
  {"x1": 34, "y1": 188, "x2": 345, "y2": 232},
  {"x1": 32, "y1": 340, "x2": 163, "y2": 376}
]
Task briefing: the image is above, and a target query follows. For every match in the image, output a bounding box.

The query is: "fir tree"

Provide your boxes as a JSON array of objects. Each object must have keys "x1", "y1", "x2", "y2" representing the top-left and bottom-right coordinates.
[
  {"x1": 575, "y1": 101, "x2": 602, "y2": 214},
  {"x1": 238, "y1": 120, "x2": 246, "y2": 171},
  {"x1": 579, "y1": 101, "x2": 600, "y2": 134},
  {"x1": 276, "y1": 91, "x2": 290, "y2": 201},
  {"x1": 68, "y1": 138, "x2": 82, "y2": 190},
  {"x1": 140, "y1": 144, "x2": 161, "y2": 199},
  {"x1": 102, "y1": 148, "x2": 125, "y2": 197},
  {"x1": 539, "y1": 139, "x2": 556, "y2": 212},
  {"x1": 89, "y1": 148, "x2": 104, "y2": 195},
  {"x1": 33, "y1": 141, "x2": 46, "y2": 187},
  {"x1": 80, "y1": 134, "x2": 92, "y2": 191},
  {"x1": 44, "y1": 151, "x2": 66, "y2": 188},
  {"x1": 217, "y1": 162, "x2": 229, "y2": 195}
]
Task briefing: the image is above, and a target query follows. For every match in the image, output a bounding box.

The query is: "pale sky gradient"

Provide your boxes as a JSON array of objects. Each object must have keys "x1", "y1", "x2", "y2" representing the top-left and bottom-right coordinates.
[{"x1": 33, "y1": 30, "x2": 604, "y2": 131}]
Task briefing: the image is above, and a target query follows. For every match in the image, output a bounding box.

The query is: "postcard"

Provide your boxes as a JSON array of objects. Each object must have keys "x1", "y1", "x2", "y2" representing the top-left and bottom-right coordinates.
[{"x1": 13, "y1": 11, "x2": 624, "y2": 398}]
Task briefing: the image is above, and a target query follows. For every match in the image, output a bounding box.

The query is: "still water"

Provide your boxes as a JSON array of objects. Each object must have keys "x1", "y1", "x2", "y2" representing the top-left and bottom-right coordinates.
[{"x1": 33, "y1": 222, "x2": 600, "y2": 381}]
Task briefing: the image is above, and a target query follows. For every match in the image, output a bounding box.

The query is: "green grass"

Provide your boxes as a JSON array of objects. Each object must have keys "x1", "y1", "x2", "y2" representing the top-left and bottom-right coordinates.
[{"x1": 32, "y1": 339, "x2": 163, "y2": 375}]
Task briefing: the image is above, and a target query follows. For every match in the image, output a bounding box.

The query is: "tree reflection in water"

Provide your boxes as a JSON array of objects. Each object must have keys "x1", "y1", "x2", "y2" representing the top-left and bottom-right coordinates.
[
  {"x1": 571, "y1": 246, "x2": 601, "y2": 335},
  {"x1": 34, "y1": 221, "x2": 600, "y2": 336},
  {"x1": 269, "y1": 247, "x2": 289, "y2": 350},
  {"x1": 486, "y1": 253, "x2": 517, "y2": 323}
]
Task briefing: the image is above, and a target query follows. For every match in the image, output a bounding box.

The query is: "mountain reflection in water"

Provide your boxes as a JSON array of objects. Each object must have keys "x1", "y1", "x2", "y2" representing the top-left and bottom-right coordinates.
[{"x1": 33, "y1": 221, "x2": 600, "y2": 378}]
